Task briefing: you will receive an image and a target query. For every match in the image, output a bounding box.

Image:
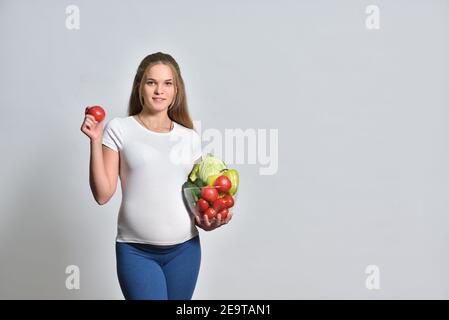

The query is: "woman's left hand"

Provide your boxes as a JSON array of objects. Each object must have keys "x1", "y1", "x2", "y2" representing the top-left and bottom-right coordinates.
[{"x1": 194, "y1": 212, "x2": 233, "y2": 231}]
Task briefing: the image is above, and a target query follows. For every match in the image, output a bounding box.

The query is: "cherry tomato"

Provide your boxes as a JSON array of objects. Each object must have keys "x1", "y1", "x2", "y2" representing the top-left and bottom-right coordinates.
[
  {"x1": 222, "y1": 195, "x2": 234, "y2": 208},
  {"x1": 85, "y1": 105, "x2": 106, "y2": 122},
  {"x1": 204, "y1": 207, "x2": 216, "y2": 219},
  {"x1": 218, "y1": 208, "x2": 229, "y2": 220},
  {"x1": 212, "y1": 198, "x2": 227, "y2": 212},
  {"x1": 200, "y1": 186, "x2": 218, "y2": 203},
  {"x1": 214, "y1": 175, "x2": 232, "y2": 193},
  {"x1": 196, "y1": 198, "x2": 209, "y2": 213}
]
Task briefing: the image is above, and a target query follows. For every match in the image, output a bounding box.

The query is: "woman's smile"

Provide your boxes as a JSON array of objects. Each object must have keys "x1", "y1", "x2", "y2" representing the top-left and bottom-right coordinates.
[{"x1": 152, "y1": 97, "x2": 166, "y2": 103}]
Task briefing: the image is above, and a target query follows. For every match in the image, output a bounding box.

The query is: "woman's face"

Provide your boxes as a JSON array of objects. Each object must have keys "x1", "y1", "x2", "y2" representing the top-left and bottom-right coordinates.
[{"x1": 142, "y1": 64, "x2": 176, "y2": 113}]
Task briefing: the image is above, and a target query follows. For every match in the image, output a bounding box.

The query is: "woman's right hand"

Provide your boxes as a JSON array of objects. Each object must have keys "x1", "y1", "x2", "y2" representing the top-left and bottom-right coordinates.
[
  {"x1": 80, "y1": 107, "x2": 103, "y2": 141},
  {"x1": 194, "y1": 212, "x2": 233, "y2": 231}
]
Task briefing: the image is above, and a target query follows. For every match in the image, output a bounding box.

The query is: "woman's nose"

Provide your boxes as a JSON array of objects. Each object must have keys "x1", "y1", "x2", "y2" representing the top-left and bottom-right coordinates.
[{"x1": 155, "y1": 85, "x2": 164, "y2": 93}]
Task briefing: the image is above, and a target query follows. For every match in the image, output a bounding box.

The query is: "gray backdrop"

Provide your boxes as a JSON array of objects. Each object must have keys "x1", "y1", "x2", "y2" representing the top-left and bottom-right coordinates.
[{"x1": 1, "y1": 0, "x2": 448, "y2": 299}]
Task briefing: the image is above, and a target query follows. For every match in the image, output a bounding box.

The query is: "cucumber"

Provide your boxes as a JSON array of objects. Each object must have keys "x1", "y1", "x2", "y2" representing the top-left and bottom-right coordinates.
[{"x1": 191, "y1": 189, "x2": 199, "y2": 202}]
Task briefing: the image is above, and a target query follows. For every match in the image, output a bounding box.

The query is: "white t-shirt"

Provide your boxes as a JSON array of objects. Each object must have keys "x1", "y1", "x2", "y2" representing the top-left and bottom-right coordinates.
[{"x1": 102, "y1": 115, "x2": 202, "y2": 245}]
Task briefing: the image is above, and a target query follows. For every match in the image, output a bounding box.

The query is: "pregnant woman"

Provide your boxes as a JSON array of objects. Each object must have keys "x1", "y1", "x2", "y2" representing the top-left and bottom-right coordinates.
[{"x1": 80, "y1": 52, "x2": 233, "y2": 300}]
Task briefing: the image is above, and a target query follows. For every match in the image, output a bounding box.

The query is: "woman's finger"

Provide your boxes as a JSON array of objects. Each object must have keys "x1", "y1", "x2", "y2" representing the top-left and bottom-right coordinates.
[
  {"x1": 203, "y1": 215, "x2": 211, "y2": 227},
  {"x1": 225, "y1": 212, "x2": 233, "y2": 224},
  {"x1": 85, "y1": 117, "x2": 97, "y2": 125},
  {"x1": 85, "y1": 114, "x2": 97, "y2": 122},
  {"x1": 214, "y1": 214, "x2": 222, "y2": 227}
]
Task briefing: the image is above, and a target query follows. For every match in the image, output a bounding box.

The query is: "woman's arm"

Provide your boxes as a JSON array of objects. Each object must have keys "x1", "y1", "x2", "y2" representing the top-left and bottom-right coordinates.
[
  {"x1": 89, "y1": 141, "x2": 119, "y2": 205},
  {"x1": 81, "y1": 112, "x2": 118, "y2": 205}
]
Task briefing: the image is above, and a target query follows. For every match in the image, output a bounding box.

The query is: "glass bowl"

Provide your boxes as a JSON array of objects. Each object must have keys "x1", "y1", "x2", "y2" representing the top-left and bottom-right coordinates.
[{"x1": 182, "y1": 186, "x2": 237, "y2": 223}]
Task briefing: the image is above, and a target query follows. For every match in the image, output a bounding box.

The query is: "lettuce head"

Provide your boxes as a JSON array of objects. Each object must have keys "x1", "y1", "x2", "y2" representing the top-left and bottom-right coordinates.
[{"x1": 197, "y1": 153, "x2": 227, "y2": 182}]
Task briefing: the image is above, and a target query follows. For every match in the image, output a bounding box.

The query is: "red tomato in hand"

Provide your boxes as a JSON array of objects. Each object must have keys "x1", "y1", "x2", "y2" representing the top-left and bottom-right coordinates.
[
  {"x1": 204, "y1": 207, "x2": 216, "y2": 219},
  {"x1": 214, "y1": 175, "x2": 232, "y2": 193},
  {"x1": 222, "y1": 195, "x2": 234, "y2": 208},
  {"x1": 212, "y1": 198, "x2": 227, "y2": 212},
  {"x1": 218, "y1": 208, "x2": 229, "y2": 220},
  {"x1": 196, "y1": 198, "x2": 209, "y2": 213},
  {"x1": 85, "y1": 105, "x2": 106, "y2": 122},
  {"x1": 201, "y1": 186, "x2": 218, "y2": 203}
]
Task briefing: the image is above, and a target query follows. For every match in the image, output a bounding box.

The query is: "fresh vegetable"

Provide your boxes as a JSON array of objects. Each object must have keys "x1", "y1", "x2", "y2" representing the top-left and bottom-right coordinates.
[
  {"x1": 204, "y1": 207, "x2": 217, "y2": 219},
  {"x1": 182, "y1": 153, "x2": 239, "y2": 223},
  {"x1": 196, "y1": 199, "x2": 209, "y2": 213},
  {"x1": 200, "y1": 186, "x2": 219, "y2": 203},
  {"x1": 198, "y1": 153, "x2": 227, "y2": 183},
  {"x1": 222, "y1": 169, "x2": 239, "y2": 196},
  {"x1": 218, "y1": 208, "x2": 229, "y2": 220},
  {"x1": 212, "y1": 198, "x2": 227, "y2": 212},
  {"x1": 194, "y1": 178, "x2": 207, "y2": 188},
  {"x1": 85, "y1": 105, "x2": 106, "y2": 122},
  {"x1": 207, "y1": 174, "x2": 221, "y2": 186},
  {"x1": 189, "y1": 163, "x2": 200, "y2": 182},
  {"x1": 214, "y1": 175, "x2": 232, "y2": 193},
  {"x1": 222, "y1": 194, "x2": 234, "y2": 208}
]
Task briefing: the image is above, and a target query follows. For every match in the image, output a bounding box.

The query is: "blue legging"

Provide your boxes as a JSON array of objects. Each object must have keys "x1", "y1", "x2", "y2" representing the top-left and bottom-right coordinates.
[{"x1": 115, "y1": 235, "x2": 201, "y2": 300}]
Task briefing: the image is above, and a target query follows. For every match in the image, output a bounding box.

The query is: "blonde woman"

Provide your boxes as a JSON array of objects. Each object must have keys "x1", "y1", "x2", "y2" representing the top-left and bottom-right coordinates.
[{"x1": 80, "y1": 52, "x2": 233, "y2": 300}]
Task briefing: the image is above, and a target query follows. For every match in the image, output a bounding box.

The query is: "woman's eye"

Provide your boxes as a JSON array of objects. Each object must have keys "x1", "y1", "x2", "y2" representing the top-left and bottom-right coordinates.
[{"x1": 146, "y1": 82, "x2": 172, "y2": 86}]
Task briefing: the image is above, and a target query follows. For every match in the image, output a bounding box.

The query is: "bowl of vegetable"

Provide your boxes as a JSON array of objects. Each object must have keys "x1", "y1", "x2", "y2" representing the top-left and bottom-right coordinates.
[
  {"x1": 182, "y1": 185, "x2": 237, "y2": 223},
  {"x1": 182, "y1": 153, "x2": 239, "y2": 223}
]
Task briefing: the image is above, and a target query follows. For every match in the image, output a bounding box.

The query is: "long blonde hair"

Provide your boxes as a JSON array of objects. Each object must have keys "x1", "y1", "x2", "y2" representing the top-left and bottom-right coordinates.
[{"x1": 127, "y1": 52, "x2": 196, "y2": 130}]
